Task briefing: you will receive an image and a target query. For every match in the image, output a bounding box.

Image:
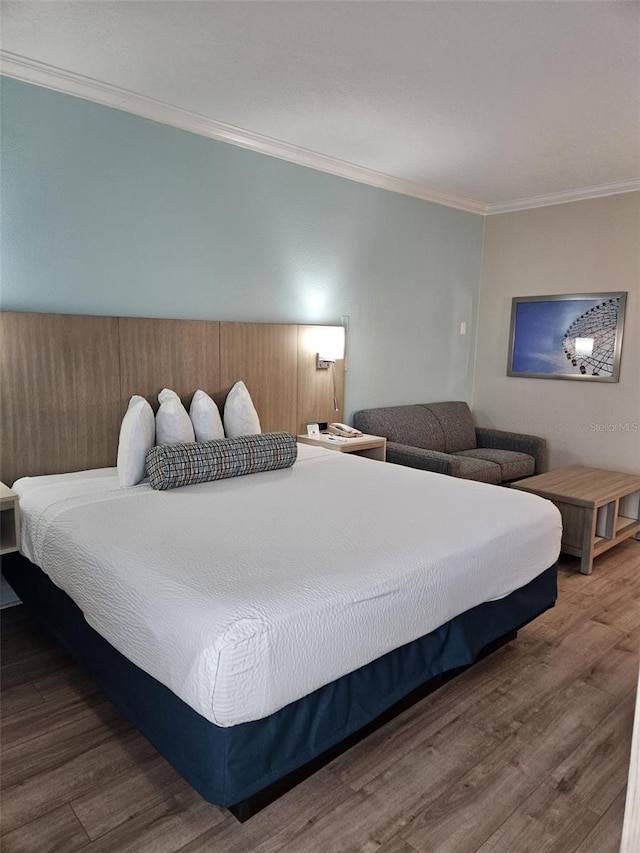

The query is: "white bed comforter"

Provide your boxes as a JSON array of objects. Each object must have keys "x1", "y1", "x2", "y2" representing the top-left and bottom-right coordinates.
[{"x1": 14, "y1": 444, "x2": 561, "y2": 726}]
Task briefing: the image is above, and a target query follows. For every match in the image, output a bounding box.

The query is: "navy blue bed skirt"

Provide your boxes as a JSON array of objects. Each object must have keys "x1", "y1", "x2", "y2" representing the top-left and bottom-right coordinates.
[{"x1": 3, "y1": 555, "x2": 556, "y2": 808}]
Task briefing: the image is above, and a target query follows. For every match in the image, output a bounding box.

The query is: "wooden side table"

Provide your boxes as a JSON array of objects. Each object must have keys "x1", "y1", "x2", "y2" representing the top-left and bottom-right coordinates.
[
  {"x1": 512, "y1": 465, "x2": 640, "y2": 575},
  {"x1": 0, "y1": 483, "x2": 20, "y2": 555},
  {"x1": 297, "y1": 433, "x2": 387, "y2": 462}
]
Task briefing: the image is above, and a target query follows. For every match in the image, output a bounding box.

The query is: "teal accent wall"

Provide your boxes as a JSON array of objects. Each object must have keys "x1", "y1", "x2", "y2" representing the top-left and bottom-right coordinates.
[{"x1": 0, "y1": 77, "x2": 484, "y2": 416}]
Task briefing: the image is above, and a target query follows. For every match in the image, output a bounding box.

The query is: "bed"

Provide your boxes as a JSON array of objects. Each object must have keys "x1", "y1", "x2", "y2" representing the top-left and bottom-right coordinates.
[
  {"x1": 4, "y1": 442, "x2": 561, "y2": 819},
  {"x1": 0, "y1": 310, "x2": 561, "y2": 820}
]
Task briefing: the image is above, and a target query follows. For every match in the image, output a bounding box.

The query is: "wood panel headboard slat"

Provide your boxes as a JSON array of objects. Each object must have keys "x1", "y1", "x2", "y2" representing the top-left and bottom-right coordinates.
[
  {"x1": 119, "y1": 318, "x2": 221, "y2": 409},
  {"x1": 220, "y1": 323, "x2": 299, "y2": 435},
  {"x1": 297, "y1": 325, "x2": 344, "y2": 430},
  {"x1": 0, "y1": 312, "x2": 121, "y2": 485}
]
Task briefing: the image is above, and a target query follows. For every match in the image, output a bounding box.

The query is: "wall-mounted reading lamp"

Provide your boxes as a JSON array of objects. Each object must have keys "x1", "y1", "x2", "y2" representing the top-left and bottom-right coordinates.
[
  {"x1": 316, "y1": 326, "x2": 346, "y2": 369},
  {"x1": 304, "y1": 325, "x2": 346, "y2": 413}
]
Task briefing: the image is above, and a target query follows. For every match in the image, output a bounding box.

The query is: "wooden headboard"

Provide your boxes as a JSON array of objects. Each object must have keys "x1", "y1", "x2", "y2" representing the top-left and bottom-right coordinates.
[{"x1": 0, "y1": 311, "x2": 345, "y2": 485}]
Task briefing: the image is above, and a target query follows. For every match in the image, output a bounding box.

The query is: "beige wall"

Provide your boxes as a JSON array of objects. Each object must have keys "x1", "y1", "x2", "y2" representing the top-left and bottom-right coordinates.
[{"x1": 473, "y1": 193, "x2": 640, "y2": 473}]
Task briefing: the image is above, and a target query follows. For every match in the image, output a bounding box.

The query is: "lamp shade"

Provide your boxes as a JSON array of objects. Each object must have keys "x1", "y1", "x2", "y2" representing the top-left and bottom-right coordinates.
[
  {"x1": 317, "y1": 326, "x2": 345, "y2": 361},
  {"x1": 305, "y1": 325, "x2": 346, "y2": 361}
]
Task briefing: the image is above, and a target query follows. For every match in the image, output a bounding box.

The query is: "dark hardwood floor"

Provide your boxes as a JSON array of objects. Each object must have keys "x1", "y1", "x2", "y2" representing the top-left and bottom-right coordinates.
[{"x1": 1, "y1": 541, "x2": 639, "y2": 852}]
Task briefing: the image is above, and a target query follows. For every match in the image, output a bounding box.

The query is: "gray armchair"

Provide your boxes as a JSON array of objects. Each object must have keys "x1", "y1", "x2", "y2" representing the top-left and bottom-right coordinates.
[{"x1": 353, "y1": 401, "x2": 547, "y2": 485}]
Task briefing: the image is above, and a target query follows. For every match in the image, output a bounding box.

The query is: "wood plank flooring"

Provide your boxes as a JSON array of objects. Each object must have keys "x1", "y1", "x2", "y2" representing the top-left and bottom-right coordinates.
[{"x1": 1, "y1": 541, "x2": 638, "y2": 852}]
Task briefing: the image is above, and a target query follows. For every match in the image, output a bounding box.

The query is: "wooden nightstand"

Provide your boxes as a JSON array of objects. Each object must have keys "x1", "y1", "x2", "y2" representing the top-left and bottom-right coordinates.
[
  {"x1": 297, "y1": 433, "x2": 387, "y2": 462},
  {"x1": 0, "y1": 483, "x2": 20, "y2": 555}
]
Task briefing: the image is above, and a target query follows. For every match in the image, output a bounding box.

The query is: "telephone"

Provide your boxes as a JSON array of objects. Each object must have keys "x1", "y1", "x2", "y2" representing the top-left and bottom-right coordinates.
[{"x1": 328, "y1": 423, "x2": 363, "y2": 438}]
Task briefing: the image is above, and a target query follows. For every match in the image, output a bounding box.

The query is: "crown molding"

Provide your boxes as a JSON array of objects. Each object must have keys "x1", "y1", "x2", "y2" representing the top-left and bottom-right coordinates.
[
  {"x1": 0, "y1": 51, "x2": 488, "y2": 215},
  {"x1": 2, "y1": 50, "x2": 637, "y2": 217},
  {"x1": 484, "y1": 179, "x2": 640, "y2": 215}
]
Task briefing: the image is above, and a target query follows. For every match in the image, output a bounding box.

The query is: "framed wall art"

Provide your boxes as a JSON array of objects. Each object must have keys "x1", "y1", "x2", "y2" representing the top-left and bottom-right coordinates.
[{"x1": 507, "y1": 292, "x2": 627, "y2": 382}]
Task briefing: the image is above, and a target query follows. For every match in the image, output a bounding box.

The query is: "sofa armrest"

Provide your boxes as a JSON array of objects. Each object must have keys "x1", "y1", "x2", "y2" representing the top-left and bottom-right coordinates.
[
  {"x1": 475, "y1": 427, "x2": 548, "y2": 474},
  {"x1": 386, "y1": 442, "x2": 459, "y2": 476}
]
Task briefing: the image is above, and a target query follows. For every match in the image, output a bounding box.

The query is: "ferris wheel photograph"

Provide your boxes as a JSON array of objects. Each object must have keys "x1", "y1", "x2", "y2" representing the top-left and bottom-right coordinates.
[{"x1": 507, "y1": 292, "x2": 627, "y2": 382}]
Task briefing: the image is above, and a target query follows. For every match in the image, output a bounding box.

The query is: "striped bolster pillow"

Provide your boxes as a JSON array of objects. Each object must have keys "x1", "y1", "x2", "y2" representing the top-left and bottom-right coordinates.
[{"x1": 146, "y1": 432, "x2": 297, "y2": 491}]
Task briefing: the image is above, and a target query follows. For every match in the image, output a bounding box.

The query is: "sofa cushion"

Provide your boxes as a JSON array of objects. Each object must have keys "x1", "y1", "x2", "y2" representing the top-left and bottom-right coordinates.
[
  {"x1": 452, "y1": 455, "x2": 501, "y2": 484},
  {"x1": 353, "y1": 405, "x2": 446, "y2": 452},
  {"x1": 455, "y1": 448, "x2": 535, "y2": 482},
  {"x1": 424, "y1": 402, "x2": 477, "y2": 453},
  {"x1": 386, "y1": 443, "x2": 455, "y2": 475}
]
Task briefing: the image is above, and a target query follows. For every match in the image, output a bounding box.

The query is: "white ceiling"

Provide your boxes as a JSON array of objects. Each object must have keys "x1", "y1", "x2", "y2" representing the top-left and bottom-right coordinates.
[{"x1": 2, "y1": 0, "x2": 639, "y2": 213}]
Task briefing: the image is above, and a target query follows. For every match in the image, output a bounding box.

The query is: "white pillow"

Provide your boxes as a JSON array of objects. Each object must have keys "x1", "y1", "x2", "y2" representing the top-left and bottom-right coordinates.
[
  {"x1": 223, "y1": 381, "x2": 261, "y2": 437},
  {"x1": 117, "y1": 395, "x2": 155, "y2": 487},
  {"x1": 155, "y1": 388, "x2": 195, "y2": 446},
  {"x1": 189, "y1": 389, "x2": 225, "y2": 442}
]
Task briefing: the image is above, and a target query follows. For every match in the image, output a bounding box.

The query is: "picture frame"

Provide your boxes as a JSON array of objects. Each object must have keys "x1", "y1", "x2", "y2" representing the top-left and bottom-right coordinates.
[{"x1": 507, "y1": 292, "x2": 627, "y2": 382}]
